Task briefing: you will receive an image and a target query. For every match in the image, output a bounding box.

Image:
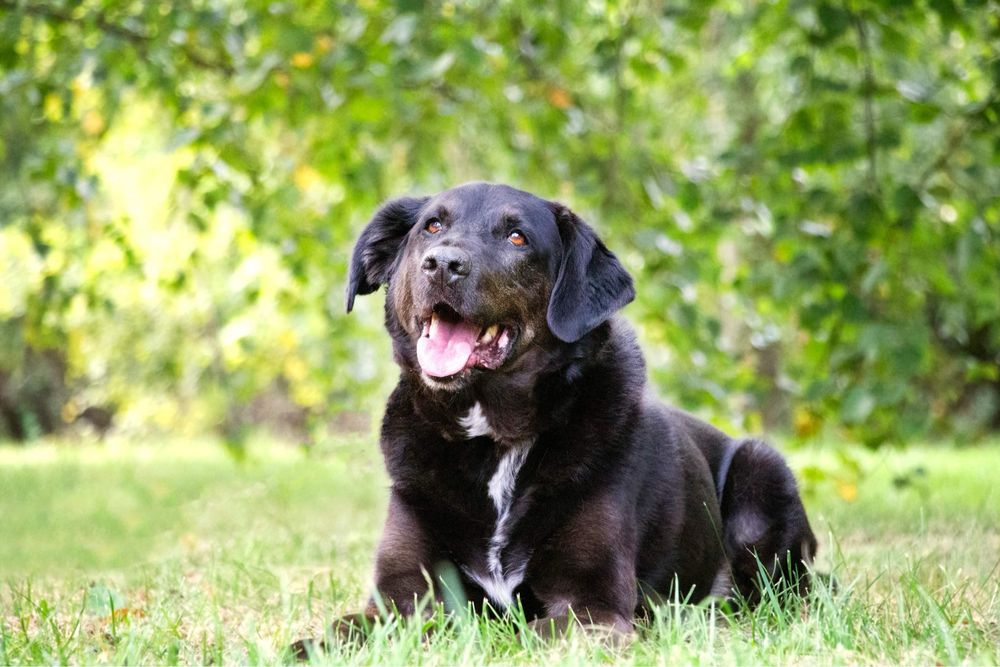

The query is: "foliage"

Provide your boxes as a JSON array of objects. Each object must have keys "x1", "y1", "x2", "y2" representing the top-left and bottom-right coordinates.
[{"x1": 1, "y1": 0, "x2": 998, "y2": 443}]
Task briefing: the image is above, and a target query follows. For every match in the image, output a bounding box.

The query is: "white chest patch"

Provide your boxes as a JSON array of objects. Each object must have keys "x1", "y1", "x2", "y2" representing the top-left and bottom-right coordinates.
[
  {"x1": 459, "y1": 402, "x2": 493, "y2": 439},
  {"x1": 462, "y1": 441, "x2": 533, "y2": 607}
]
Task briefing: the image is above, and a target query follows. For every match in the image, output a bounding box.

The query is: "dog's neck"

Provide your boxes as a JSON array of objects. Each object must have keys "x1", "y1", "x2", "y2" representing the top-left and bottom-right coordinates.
[
  {"x1": 404, "y1": 356, "x2": 558, "y2": 445},
  {"x1": 401, "y1": 319, "x2": 637, "y2": 446}
]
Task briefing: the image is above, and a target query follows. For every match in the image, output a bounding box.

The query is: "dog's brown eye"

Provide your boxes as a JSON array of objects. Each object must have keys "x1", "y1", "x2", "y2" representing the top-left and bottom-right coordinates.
[
  {"x1": 425, "y1": 219, "x2": 443, "y2": 234},
  {"x1": 508, "y1": 230, "x2": 527, "y2": 246}
]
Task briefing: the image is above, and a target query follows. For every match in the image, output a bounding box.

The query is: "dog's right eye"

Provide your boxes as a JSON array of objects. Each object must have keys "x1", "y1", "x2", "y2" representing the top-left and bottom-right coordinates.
[{"x1": 424, "y1": 218, "x2": 443, "y2": 234}]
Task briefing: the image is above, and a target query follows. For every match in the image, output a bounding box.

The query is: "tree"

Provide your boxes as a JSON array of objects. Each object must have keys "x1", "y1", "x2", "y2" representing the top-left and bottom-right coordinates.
[{"x1": 1, "y1": 0, "x2": 997, "y2": 444}]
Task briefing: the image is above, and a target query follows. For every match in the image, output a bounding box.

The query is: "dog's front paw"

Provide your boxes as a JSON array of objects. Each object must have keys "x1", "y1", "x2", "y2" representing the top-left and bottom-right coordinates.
[
  {"x1": 288, "y1": 637, "x2": 323, "y2": 662},
  {"x1": 289, "y1": 614, "x2": 377, "y2": 661},
  {"x1": 524, "y1": 615, "x2": 635, "y2": 647}
]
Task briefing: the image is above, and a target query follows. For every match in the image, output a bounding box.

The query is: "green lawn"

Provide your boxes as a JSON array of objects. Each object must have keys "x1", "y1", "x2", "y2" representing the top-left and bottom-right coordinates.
[{"x1": 1, "y1": 435, "x2": 998, "y2": 665}]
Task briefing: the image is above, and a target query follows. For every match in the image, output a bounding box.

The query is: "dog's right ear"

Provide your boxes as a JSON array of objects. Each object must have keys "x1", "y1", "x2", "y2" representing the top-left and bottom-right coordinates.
[
  {"x1": 346, "y1": 196, "x2": 429, "y2": 312},
  {"x1": 546, "y1": 204, "x2": 635, "y2": 342}
]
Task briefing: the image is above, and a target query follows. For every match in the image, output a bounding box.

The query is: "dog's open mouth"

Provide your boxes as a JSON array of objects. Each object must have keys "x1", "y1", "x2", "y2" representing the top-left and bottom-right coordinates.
[{"x1": 416, "y1": 304, "x2": 513, "y2": 379}]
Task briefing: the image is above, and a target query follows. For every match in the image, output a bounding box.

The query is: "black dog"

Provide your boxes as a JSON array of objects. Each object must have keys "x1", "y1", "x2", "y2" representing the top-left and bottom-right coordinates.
[{"x1": 318, "y1": 182, "x2": 816, "y2": 644}]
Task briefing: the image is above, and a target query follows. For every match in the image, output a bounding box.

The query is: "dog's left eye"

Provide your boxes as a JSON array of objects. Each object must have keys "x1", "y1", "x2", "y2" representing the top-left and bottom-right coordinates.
[
  {"x1": 424, "y1": 218, "x2": 443, "y2": 234},
  {"x1": 508, "y1": 230, "x2": 527, "y2": 247}
]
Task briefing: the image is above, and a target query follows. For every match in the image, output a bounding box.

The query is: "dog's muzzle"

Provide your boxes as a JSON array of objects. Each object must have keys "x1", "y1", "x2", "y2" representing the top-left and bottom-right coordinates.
[{"x1": 421, "y1": 246, "x2": 471, "y2": 287}]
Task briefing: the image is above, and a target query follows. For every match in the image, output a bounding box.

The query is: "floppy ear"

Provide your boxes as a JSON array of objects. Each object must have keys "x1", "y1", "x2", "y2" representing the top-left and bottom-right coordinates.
[
  {"x1": 346, "y1": 196, "x2": 429, "y2": 312},
  {"x1": 546, "y1": 204, "x2": 635, "y2": 342}
]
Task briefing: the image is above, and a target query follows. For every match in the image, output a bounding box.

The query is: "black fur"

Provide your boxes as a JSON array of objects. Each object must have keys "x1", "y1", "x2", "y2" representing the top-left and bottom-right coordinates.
[
  {"x1": 663, "y1": 409, "x2": 818, "y2": 605},
  {"x1": 547, "y1": 204, "x2": 636, "y2": 343},
  {"x1": 346, "y1": 196, "x2": 429, "y2": 312},
  {"x1": 311, "y1": 182, "x2": 817, "y2": 650}
]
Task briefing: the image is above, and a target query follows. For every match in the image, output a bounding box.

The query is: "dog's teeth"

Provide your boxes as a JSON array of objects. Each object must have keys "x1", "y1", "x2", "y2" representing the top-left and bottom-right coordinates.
[
  {"x1": 480, "y1": 324, "x2": 499, "y2": 344},
  {"x1": 428, "y1": 313, "x2": 439, "y2": 338},
  {"x1": 497, "y1": 330, "x2": 509, "y2": 349}
]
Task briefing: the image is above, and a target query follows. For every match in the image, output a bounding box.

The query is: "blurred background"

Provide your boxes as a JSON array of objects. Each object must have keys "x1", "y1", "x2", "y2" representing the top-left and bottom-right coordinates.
[{"x1": 1, "y1": 0, "x2": 998, "y2": 451}]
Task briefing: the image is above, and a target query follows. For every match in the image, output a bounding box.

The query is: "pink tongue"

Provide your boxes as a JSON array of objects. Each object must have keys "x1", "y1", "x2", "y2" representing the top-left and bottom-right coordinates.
[{"x1": 417, "y1": 316, "x2": 480, "y2": 377}]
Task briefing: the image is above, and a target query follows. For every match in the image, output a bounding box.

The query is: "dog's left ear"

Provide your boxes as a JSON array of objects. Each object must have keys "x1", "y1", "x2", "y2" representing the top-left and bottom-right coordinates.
[
  {"x1": 547, "y1": 204, "x2": 635, "y2": 343},
  {"x1": 346, "y1": 196, "x2": 429, "y2": 312}
]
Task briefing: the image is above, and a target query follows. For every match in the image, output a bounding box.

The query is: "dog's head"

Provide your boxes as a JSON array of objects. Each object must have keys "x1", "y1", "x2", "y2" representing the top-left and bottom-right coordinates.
[{"x1": 346, "y1": 183, "x2": 634, "y2": 391}]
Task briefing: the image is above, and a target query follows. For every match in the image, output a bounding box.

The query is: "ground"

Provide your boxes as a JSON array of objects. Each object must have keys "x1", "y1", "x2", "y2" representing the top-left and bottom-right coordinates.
[{"x1": 1, "y1": 435, "x2": 998, "y2": 665}]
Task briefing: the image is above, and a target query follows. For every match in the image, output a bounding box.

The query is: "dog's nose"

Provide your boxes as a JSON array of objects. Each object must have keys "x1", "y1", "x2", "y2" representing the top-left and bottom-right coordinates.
[{"x1": 421, "y1": 247, "x2": 471, "y2": 285}]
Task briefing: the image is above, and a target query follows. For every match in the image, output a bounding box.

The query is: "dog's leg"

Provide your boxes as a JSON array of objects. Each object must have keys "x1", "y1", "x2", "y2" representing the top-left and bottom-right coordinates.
[
  {"x1": 720, "y1": 439, "x2": 817, "y2": 606},
  {"x1": 367, "y1": 491, "x2": 445, "y2": 615},
  {"x1": 291, "y1": 492, "x2": 444, "y2": 659},
  {"x1": 524, "y1": 493, "x2": 637, "y2": 644}
]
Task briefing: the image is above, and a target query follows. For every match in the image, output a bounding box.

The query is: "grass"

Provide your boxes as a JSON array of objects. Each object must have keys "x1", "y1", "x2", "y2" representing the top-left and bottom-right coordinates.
[{"x1": 1, "y1": 434, "x2": 998, "y2": 665}]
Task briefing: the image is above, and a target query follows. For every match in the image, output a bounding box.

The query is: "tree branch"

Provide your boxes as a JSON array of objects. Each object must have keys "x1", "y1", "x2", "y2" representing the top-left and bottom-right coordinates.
[
  {"x1": 602, "y1": 9, "x2": 634, "y2": 213},
  {"x1": 852, "y1": 10, "x2": 879, "y2": 193},
  {"x1": 914, "y1": 87, "x2": 999, "y2": 192},
  {"x1": 0, "y1": 0, "x2": 234, "y2": 75}
]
